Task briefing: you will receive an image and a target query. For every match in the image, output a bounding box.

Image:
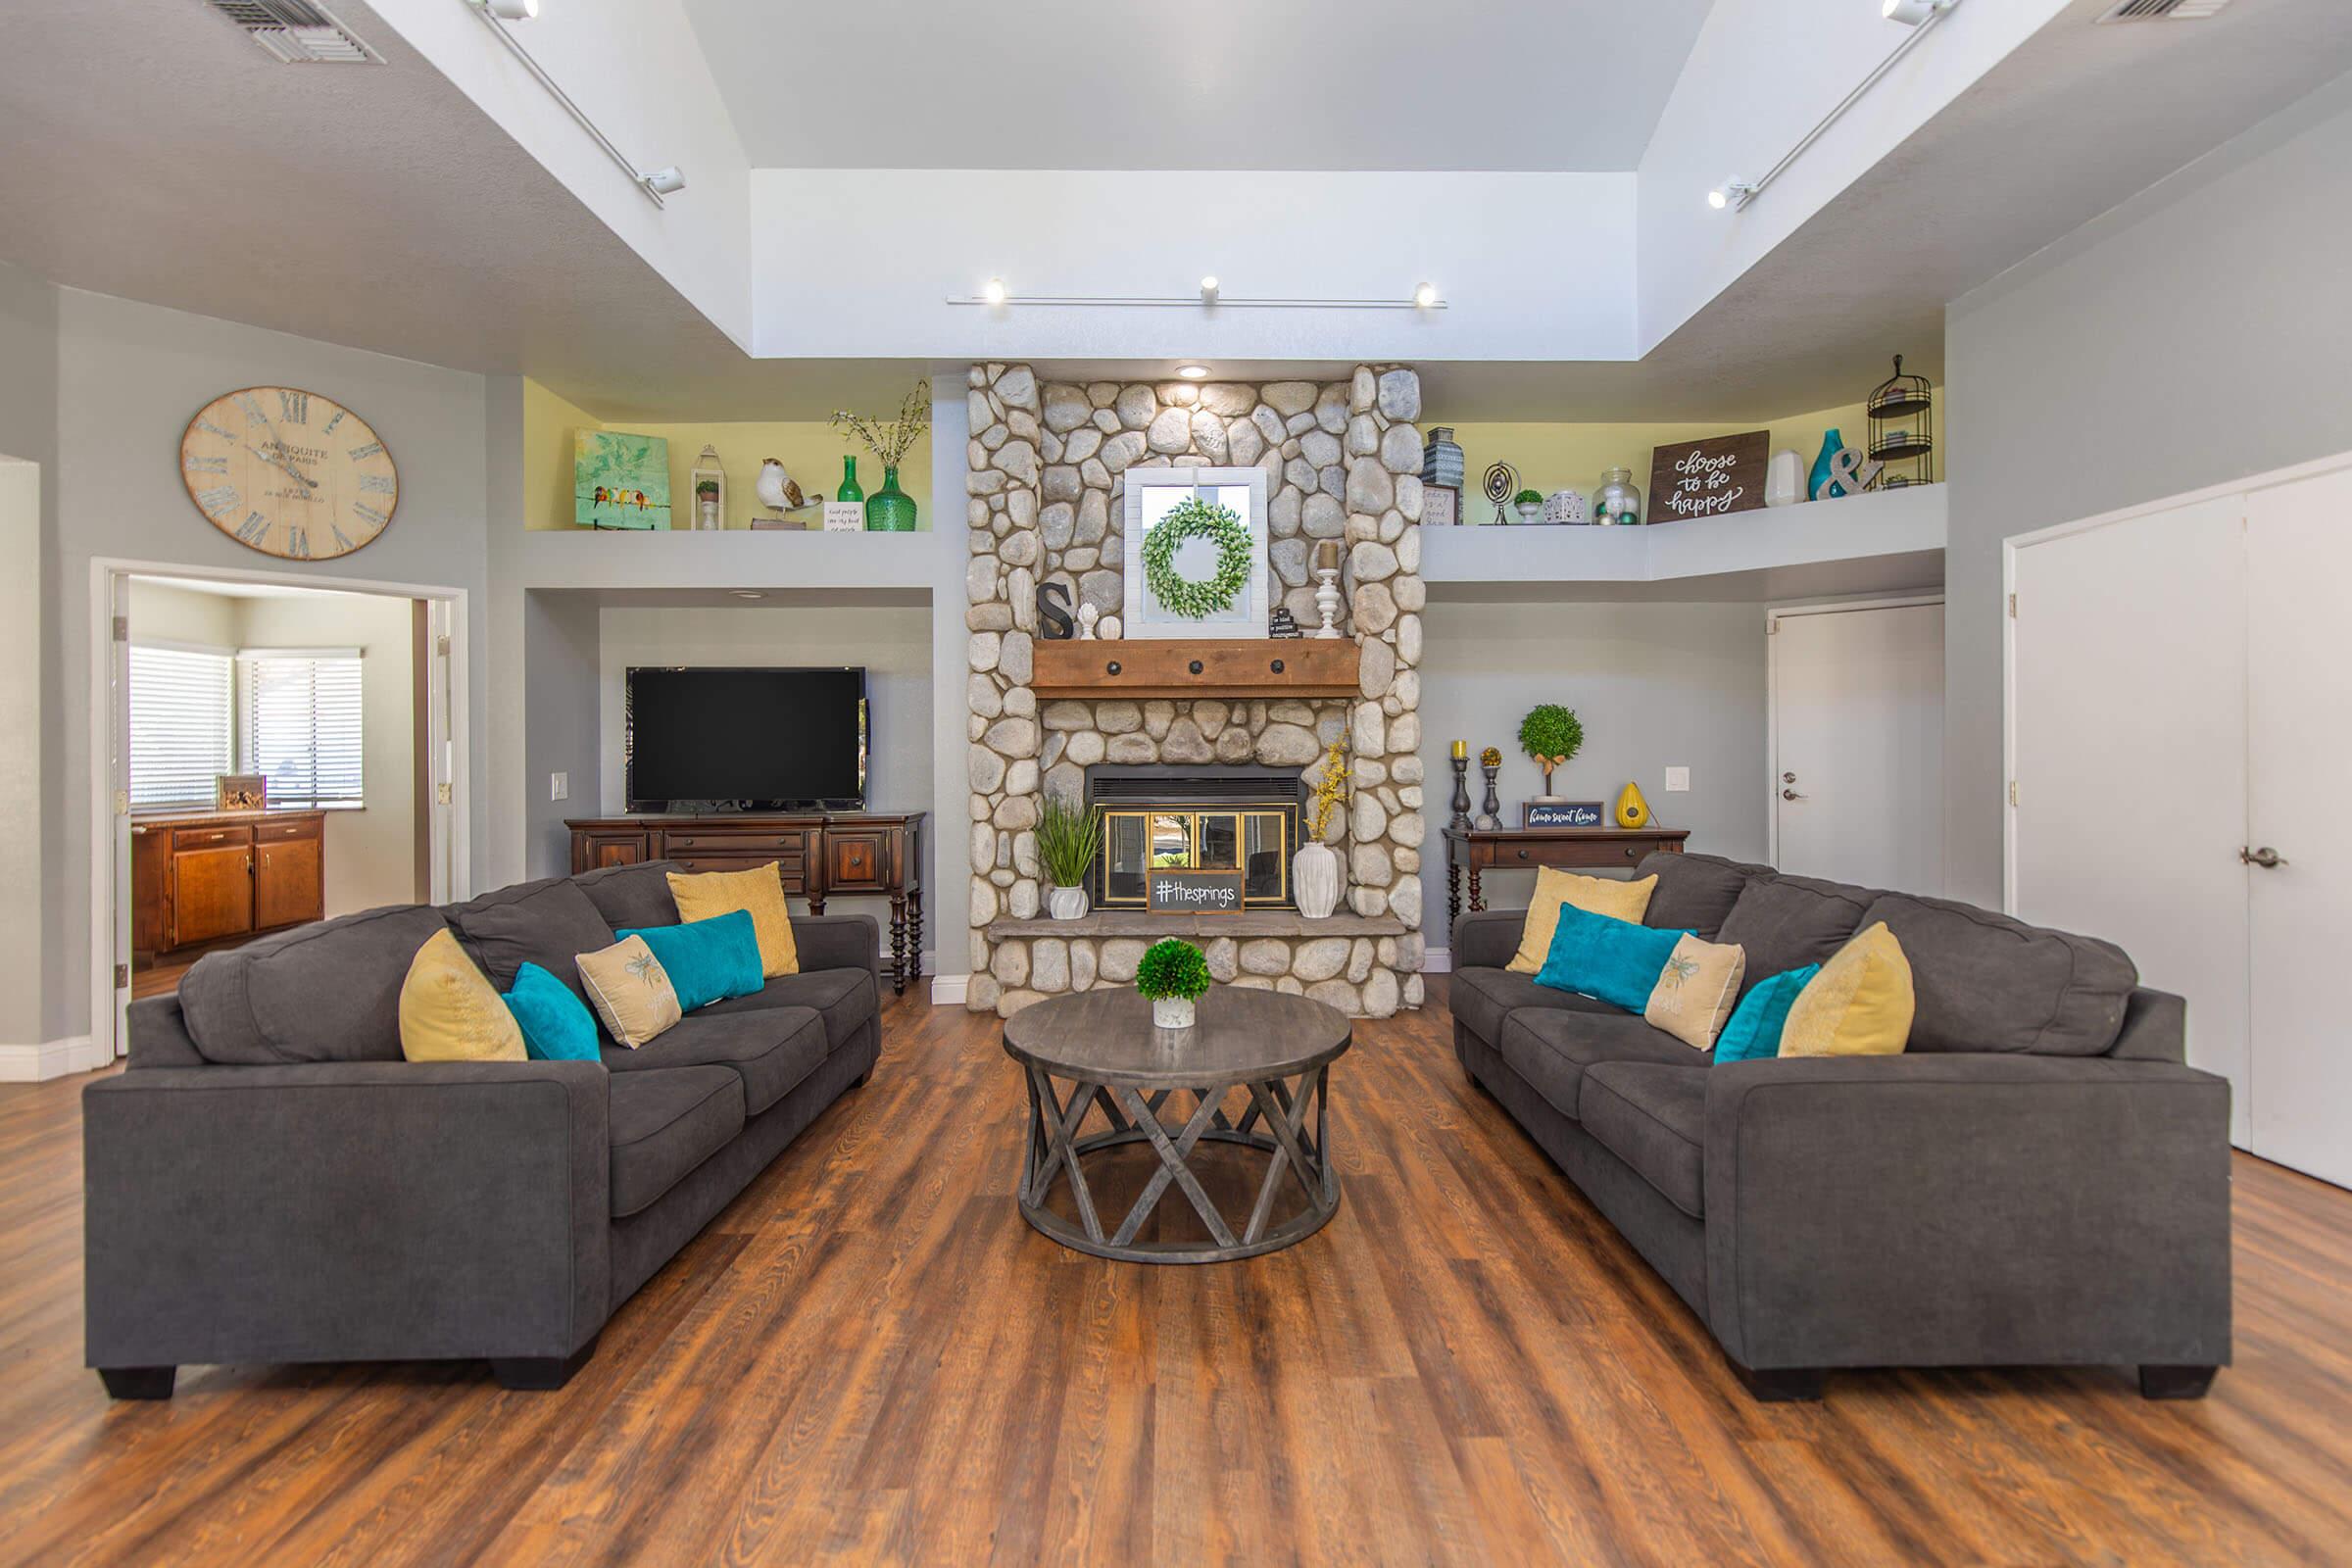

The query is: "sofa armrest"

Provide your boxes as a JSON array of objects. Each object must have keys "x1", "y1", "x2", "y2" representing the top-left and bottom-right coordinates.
[
  {"x1": 83, "y1": 1059, "x2": 611, "y2": 1372},
  {"x1": 1702, "y1": 1054, "x2": 2231, "y2": 1373},
  {"x1": 1450, "y1": 908, "x2": 1525, "y2": 971},
  {"x1": 792, "y1": 913, "x2": 879, "y2": 978}
]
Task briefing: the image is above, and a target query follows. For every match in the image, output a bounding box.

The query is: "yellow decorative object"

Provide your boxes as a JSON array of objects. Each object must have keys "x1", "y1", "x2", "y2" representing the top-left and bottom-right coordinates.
[
  {"x1": 1614, "y1": 780, "x2": 1651, "y2": 829},
  {"x1": 1644, "y1": 933, "x2": 1748, "y2": 1051},
  {"x1": 575, "y1": 935, "x2": 683, "y2": 1049},
  {"x1": 1507, "y1": 866, "x2": 1658, "y2": 975},
  {"x1": 398, "y1": 929, "x2": 526, "y2": 1063},
  {"x1": 1780, "y1": 921, "x2": 1915, "y2": 1058},
  {"x1": 668, "y1": 862, "x2": 799, "y2": 978},
  {"x1": 1304, "y1": 735, "x2": 1351, "y2": 841}
]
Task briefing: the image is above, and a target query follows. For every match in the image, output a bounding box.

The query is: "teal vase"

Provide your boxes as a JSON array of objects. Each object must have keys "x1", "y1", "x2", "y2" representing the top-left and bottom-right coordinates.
[
  {"x1": 1809, "y1": 429, "x2": 1848, "y2": 501},
  {"x1": 864, "y1": 465, "x2": 917, "y2": 532}
]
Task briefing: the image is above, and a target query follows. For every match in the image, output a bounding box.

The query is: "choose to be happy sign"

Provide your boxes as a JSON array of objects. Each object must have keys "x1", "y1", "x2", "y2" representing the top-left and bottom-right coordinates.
[{"x1": 1647, "y1": 430, "x2": 1770, "y2": 521}]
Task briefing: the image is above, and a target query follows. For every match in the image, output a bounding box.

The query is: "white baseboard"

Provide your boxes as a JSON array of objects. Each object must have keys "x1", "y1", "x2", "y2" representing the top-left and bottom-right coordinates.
[
  {"x1": 0, "y1": 1035, "x2": 109, "y2": 1083},
  {"x1": 928, "y1": 972, "x2": 969, "y2": 1006},
  {"x1": 1423, "y1": 947, "x2": 1452, "y2": 973}
]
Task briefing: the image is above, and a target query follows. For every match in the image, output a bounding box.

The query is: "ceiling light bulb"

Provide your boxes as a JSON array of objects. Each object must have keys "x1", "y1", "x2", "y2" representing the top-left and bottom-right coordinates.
[
  {"x1": 479, "y1": 0, "x2": 539, "y2": 18},
  {"x1": 1200, "y1": 274, "x2": 1219, "y2": 302},
  {"x1": 1882, "y1": 0, "x2": 1947, "y2": 24},
  {"x1": 641, "y1": 167, "x2": 686, "y2": 196},
  {"x1": 731, "y1": 590, "x2": 765, "y2": 600},
  {"x1": 1708, "y1": 188, "x2": 1728, "y2": 210},
  {"x1": 1413, "y1": 281, "x2": 1438, "y2": 309},
  {"x1": 982, "y1": 276, "x2": 1007, "y2": 306},
  {"x1": 1710, "y1": 180, "x2": 1757, "y2": 211},
  {"x1": 1176, "y1": 364, "x2": 1209, "y2": 380}
]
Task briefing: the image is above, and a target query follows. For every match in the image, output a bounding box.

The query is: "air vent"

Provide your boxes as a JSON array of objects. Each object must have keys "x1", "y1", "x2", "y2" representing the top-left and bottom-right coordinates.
[
  {"x1": 203, "y1": 0, "x2": 383, "y2": 63},
  {"x1": 2096, "y1": 0, "x2": 2236, "y2": 21}
]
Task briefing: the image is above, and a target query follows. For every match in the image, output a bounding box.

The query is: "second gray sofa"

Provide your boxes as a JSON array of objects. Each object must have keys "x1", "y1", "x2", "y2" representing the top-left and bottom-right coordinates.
[
  {"x1": 1449, "y1": 852, "x2": 2233, "y2": 1401},
  {"x1": 84, "y1": 860, "x2": 880, "y2": 1398}
]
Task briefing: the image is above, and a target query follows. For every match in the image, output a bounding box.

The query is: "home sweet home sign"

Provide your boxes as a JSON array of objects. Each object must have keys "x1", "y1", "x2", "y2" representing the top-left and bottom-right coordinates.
[{"x1": 1647, "y1": 430, "x2": 1769, "y2": 521}]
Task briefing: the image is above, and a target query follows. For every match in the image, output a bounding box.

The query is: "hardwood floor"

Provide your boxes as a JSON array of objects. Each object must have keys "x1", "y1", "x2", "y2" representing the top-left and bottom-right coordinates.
[{"x1": 3, "y1": 979, "x2": 2348, "y2": 1565}]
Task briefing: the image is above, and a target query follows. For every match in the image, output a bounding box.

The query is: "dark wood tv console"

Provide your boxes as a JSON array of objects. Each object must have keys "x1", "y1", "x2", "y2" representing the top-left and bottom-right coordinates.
[{"x1": 566, "y1": 812, "x2": 925, "y2": 995}]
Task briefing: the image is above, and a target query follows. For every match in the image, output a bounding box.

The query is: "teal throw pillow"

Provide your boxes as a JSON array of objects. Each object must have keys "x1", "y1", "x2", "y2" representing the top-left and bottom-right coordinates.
[
  {"x1": 1714, "y1": 964, "x2": 1823, "y2": 1062},
  {"x1": 503, "y1": 961, "x2": 601, "y2": 1061},
  {"x1": 618, "y1": 909, "x2": 764, "y2": 1012},
  {"x1": 1533, "y1": 903, "x2": 1690, "y2": 1013}
]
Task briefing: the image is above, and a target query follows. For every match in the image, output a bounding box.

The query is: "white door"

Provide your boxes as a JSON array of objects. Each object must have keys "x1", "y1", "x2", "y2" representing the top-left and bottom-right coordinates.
[
  {"x1": 2245, "y1": 468, "x2": 2352, "y2": 1186},
  {"x1": 1770, "y1": 600, "x2": 1944, "y2": 892},
  {"x1": 2010, "y1": 495, "x2": 2250, "y2": 1147}
]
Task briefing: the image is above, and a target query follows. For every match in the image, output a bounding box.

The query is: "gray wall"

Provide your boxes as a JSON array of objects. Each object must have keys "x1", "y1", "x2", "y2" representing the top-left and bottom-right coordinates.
[
  {"x1": 46, "y1": 286, "x2": 492, "y2": 1041},
  {"x1": 0, "y1": 264, "x2": 59, "y2": 1046},
  {"x1": 1418, "y1": 598, "x2": 1769, "y2": 946},
  {"x1": 1943, "y1": 73, "x2": 2352, "y2": 906}
]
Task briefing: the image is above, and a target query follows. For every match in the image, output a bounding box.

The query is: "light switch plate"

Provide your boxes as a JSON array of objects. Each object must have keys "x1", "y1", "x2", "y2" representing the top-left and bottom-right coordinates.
[
  {"x1": 551, "y1": 771, "x2": 569, "y2": 802},
  {"x1": 1663, "y1": 766, "x2": 1690, "y2": 793}
]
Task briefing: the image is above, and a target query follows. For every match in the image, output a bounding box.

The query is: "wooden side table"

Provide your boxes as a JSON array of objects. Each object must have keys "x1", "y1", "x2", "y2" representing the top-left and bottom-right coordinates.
[{"x1": 1444, "y1": 825, "x2": 1691, "y2": 923}]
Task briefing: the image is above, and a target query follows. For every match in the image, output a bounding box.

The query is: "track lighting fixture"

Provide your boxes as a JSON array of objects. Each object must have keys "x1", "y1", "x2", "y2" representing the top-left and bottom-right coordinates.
[
  {"x1": 1882, "y1": 0, "x2": 1952, "y2": 24},
  {"x1": 477, "y1": 0, "x2": 539, "y2": 18},
  {"x1": 1200, "y1": 275, "x2": 1220, "y2": 303},
  {"x1": 1708, "y1": 180, "x2": 1758, "y2": 211}
]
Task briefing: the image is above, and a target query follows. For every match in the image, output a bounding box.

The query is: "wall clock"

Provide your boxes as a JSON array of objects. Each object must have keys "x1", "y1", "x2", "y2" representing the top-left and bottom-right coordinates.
[{"x1": 179, "y1": 386, "x2": 397, "y2": 561}]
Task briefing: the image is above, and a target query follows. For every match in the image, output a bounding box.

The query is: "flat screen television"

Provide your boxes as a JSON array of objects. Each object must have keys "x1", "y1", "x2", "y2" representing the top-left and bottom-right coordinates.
[{"x1": 625, "y1": 666, "x2": 867, "y2": 811}]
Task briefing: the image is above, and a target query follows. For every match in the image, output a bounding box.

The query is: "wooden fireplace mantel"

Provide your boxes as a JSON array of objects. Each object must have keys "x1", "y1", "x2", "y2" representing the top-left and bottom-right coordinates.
[{"x1": 1030, "y1": 638, "x2": 1358, "y2": 701}]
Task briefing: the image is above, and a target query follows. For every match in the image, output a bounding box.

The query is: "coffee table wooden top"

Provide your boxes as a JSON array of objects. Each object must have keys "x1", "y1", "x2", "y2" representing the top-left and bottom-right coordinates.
[{"x1": 1002, "y1": 986, "x2": 1351, "y2": 1088}]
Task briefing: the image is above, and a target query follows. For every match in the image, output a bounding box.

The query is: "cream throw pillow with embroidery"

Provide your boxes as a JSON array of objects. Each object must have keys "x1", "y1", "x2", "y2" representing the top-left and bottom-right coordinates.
[
  {"x1": 1507, "y1": 867, "x2": 1658, "y2": 975},
  {"x1": 1643, "y1": 933, "x2": 1747, "y2": 1051},
  {"x1": 575, "y1": 935, "x2": 682, "y2": 1050}
]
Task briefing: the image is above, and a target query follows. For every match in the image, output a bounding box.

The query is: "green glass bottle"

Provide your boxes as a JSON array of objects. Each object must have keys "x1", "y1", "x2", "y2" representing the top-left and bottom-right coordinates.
[
  {"x1": 837, "y1": 456, "x2": 862, "y2": 504},
  {"x1": 864, "y1": 464, "x2": 918, "y2": 532}
]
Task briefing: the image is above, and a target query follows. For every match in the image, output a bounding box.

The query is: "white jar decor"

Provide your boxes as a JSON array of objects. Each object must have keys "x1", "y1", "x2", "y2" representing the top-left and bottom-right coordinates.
[
  {"x1": 1293, "y1": 842, "x2": 1342, "y2": 920},
  {"x1": 1152, "y1": 995, "x2": 1197, "y2": 1030}
]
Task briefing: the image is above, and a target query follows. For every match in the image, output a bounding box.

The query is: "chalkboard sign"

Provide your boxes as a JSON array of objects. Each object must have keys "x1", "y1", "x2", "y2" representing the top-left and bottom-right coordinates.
[
  {"x1": 1525, "y1": 801, "x2": 1605, "y2": 829},
  {"x1": 1648, "y1": 430, "x2": 1769, "y2": 522},
  {"x1": 1147, "y1": 868, "x2": 1245, "y2": 914}
]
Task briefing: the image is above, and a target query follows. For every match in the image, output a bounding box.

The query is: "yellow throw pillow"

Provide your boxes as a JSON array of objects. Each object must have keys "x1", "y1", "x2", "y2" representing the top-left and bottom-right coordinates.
[
  {"x1": 667, "y1": 863, "x2": 798, "y2": 979},
  {"x1": 1507, "y1": 866, "x2": 1658, "y2": 974},
  {"x1": 400, "y1": 928, "x2": 526, "y2": 1062},
  {"x1": 1780, "y1": 921, "x2": 1915, "y2": 1058},
  {"x1": 576, "y1": 935, "x2": 682, "y2": 1050},
  {"x1": 1644, "y1": 933, "x2": 1747, "y2": 1051}
]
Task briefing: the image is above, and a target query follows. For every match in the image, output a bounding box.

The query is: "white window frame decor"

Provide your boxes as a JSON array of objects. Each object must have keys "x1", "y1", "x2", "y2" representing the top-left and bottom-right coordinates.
[{"x1": 1121, "y1": 466, "x2": 1270, "y2": 640}]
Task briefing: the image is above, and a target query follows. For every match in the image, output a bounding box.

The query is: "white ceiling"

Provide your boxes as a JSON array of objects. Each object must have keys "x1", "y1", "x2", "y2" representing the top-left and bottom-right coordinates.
[{"x1": 683, "y1": 0, "x2": 1716, "y2": 172}]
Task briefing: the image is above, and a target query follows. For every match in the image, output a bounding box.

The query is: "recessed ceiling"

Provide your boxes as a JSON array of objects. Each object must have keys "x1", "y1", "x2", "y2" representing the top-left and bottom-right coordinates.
[{"x1": 682, "y1": 0, "x2": 1716, "y2": 172}]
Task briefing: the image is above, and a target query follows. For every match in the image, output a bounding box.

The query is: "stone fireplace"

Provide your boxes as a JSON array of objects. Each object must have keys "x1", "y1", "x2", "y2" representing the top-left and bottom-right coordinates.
[{"x1": 963, "y1": 364, "x2": 1427, "y2": 1017}]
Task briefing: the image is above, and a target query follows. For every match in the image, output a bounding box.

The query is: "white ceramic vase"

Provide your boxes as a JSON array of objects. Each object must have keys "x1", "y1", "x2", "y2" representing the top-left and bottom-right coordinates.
[
  {"x1": 1152, "y1": 995, "x2": 1197, "y2": 1030},
  {"x1": 1047, "y1": 884, "x2": 1089, "y2": 921},
  {"x1": 1293, "y1": 842, "x2": 1342, "y2": 919}
]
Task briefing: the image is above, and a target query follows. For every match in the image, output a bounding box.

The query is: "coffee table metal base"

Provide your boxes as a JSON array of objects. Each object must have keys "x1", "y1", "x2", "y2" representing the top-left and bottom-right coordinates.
[{"x1": 1016, "y1": 1064, "x2": 1338, "y2": 1264}]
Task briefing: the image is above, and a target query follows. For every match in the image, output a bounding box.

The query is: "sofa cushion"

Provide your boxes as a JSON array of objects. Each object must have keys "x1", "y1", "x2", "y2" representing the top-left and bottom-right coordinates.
[
  {"x1": 1495, "y1": 1007, "x2": 1705, "y2": 1122},
  {"x1": 1579, "y1": 1062, "x2": 1708, "y2": 1218},
  {"x1": 1716, "y1": 874, "x2": 1875, "y2": 999},
  {"x1": 1861, "y1": 892, "x2": 2137, "y2": 1056},
  {"x1": 398, "y1": 928, "x2": 526, "y2": 1063},
  {"x1": 608, "y1": 1065, "x2": 744, "y2": 1218},
  {"x1": 1640, "y1": 852, "x2": 1766, "y2": 941},
  {"x1": 179, "y1": 903, "x2": 449, "y2": 1064},
  {"x1": 601, "y1": 1005, "x2": 828, "y2": 1115},
  {"x1": 447, "y1": 877, "x2": 614, "y2": 1006},
  {"x1": 1449, "y1": 965, "x2": 1620, "y2": 1048},
  {"x1": 699, "y1": 967, "x2": 877, "y2": 1053},
  {"x1": 574, "y1": 860, "x2": 684, "y2": 934}
]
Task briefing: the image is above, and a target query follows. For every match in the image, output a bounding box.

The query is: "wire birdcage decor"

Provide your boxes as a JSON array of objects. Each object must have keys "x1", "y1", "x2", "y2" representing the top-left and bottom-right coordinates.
[{"x1": 1866, "y1": 354, "x2": 1934, "y2": 489}]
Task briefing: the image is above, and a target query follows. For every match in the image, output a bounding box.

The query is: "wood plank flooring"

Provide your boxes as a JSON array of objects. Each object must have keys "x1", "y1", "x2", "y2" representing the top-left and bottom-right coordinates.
[{"x1": 2, "y1": 979, "x2": 2348, "y2": 1565}]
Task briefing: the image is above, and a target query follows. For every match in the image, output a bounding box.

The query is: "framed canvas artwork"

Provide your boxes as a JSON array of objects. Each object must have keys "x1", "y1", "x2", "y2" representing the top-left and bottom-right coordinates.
[{"x1": 574, "y1": 430, "x2": 672, "y2": 529}]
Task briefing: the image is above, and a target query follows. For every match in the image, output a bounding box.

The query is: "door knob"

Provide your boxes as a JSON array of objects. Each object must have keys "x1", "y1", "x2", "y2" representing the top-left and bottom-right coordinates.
[
  {"x1": 1782, "y1": 771, "x2": 1797, "y2": 784},
  {"x1": 2240, "y1": 846, "x2": 2287, "y2": 868},
  {"x1": 1782, "y1": 788, "x2": 1806, "y2": 801}
]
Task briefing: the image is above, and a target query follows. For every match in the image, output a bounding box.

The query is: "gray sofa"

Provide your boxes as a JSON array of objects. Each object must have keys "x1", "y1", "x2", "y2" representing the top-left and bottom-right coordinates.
[
  {"x1": 1449, "y1": 852, "x2": 2232, "y2": 1401},
  {"x1": 83, "y1": 860, "x2": 880, "y2": 1399}
]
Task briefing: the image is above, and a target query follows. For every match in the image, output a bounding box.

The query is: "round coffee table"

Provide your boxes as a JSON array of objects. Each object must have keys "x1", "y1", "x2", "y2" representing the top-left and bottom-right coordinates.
[{"x1": 1002, "y1": 985, "x2": 1351, "y2": 1263}]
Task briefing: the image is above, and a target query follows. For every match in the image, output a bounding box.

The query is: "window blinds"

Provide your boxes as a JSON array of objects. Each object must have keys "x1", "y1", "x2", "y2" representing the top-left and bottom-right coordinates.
[
  {"x1": 128, "y1": 645, "x2": 236, "y2": 809},
  {"x1": 241, "y1": 652, "x2": 365, "y2": 808}
]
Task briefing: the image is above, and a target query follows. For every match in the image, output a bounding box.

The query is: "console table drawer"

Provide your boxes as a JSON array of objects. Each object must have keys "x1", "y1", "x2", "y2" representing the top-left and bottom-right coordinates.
[
  {"x1": 666, "y1": 853, "x2": 809, "y2": 889},
  {"x1": 827, "y1": 830, "x2": 889, "y2": 891},
  {"x1": 254, "y1": 817, "x2": 320, "y2": 844},
  {"x1": 172, "y1": 824, "x2": 252, "y2": 853},
  {"x1": 661, "y1": 829, "x2": 809, "y2": 854}
]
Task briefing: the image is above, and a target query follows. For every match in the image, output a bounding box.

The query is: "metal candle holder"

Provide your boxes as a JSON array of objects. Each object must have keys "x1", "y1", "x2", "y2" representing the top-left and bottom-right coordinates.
[
  {"x1": 1476, "y1": 762, "x2": 1501, "y2": 831},
  {"x1": 1449, "y1": 755, "x2": 1472, "y2": 834}
]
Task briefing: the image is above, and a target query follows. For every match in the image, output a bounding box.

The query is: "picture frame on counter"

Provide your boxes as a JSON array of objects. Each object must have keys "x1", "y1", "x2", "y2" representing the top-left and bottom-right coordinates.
[
  {"x1": 1423, "y1": 483, "x2": 1458, "y2": 528},
  {"x1": 822, "y1": 501, "x2": 864, "y2": 532}
]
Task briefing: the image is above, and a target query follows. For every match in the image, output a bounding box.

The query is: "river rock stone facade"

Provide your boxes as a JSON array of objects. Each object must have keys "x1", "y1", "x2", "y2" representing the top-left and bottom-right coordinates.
[{"x1": 964, "y1": 364, "x2": 1427, "y2": 1019}]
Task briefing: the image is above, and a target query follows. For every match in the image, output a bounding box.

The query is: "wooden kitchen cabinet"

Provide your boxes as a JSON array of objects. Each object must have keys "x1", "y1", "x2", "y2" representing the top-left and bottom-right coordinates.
[{"x1": 131, "y1": 810, "x2": 327, "y2": 958}]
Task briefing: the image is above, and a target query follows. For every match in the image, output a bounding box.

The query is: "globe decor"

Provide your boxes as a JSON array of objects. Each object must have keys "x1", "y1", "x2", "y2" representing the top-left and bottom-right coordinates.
[{"x1": 1141, "y1": 496, "x2": 1253, "y2": 619}]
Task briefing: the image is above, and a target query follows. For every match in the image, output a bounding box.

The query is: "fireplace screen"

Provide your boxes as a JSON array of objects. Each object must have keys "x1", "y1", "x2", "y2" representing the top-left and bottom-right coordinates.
[{"x1": 1087, "y1": 764, "x2": 1303, "y2": 909}]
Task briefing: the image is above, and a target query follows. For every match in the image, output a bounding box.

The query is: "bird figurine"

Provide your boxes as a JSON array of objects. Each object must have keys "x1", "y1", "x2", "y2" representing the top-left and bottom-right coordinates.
[{"x1": 754, "y1": 458, "x2": 804, "y2": 518}]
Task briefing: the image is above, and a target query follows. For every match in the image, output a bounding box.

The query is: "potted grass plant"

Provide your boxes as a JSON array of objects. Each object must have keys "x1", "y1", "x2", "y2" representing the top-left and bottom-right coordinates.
[
  {"x1": 1136, "y1": 938, "x2": 1212, "y2": 1030},
  {"x1": 1036, "y1": 793, "x2": 1102, "y2": 921}
]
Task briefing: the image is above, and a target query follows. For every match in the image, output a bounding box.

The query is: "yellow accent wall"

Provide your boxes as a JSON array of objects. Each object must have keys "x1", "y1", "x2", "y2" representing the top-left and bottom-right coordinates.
[
  {"x1": 521, "y1": 378, "x2": 934, "y2": 532},
  {"x1": 1427, "y1": 396, "x2": 1937, "y2": 523}
]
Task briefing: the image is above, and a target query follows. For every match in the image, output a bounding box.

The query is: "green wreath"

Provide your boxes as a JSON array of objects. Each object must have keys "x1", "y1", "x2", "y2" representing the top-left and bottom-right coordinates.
[{"x1": 1142, "y1": 497, "x2": 1253, "y2": 618}]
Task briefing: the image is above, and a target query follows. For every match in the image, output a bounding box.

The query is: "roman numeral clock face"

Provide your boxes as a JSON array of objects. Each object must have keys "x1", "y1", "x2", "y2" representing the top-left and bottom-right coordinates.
[{"x1": 179, "y1": 386, "x2": 397, "y2": 561}]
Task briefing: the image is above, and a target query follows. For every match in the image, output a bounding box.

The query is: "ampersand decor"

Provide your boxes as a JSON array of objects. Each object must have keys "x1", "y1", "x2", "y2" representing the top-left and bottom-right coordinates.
[
  {"x1": 1142, "y1": 496, "x2": 1253, "y2": 619},
  {"x1": 1816, "y1": 446, "x2": 1885, "y2": 500}
]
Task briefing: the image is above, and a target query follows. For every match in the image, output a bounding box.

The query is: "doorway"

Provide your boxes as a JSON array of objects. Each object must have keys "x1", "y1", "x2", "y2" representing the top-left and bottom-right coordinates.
[
  {"x1": 90, "y1": 560, "x2": 466, "y2": 1058},
  {"x1": 1766, "y1": 597, "x2": 1945, "y2": 893}
]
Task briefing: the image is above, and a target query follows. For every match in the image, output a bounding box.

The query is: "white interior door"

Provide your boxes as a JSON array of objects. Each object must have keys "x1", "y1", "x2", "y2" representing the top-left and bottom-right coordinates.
[
  {"x1": 2245, "y1": 468, "x2": 2352, "y2": 1186},
  {"x1": 1769, "y1": 600, "x2": 1944, "y2": 892},
  {"x1": 2010, "y1": 495, "x2": 2250, "y2": 1146}
]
